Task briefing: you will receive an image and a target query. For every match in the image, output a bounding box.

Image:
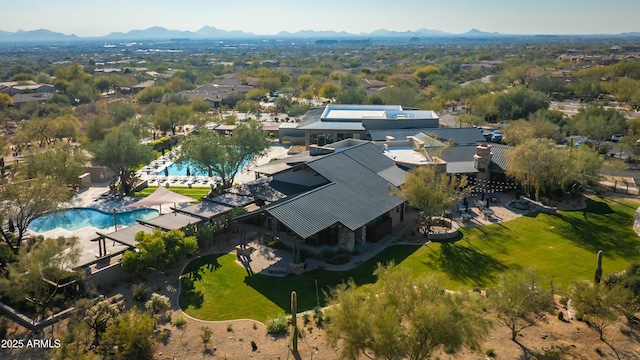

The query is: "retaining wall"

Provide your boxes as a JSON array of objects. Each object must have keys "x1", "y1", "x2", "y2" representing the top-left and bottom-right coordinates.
[{"x1": 522, "y1": 197, "x2": 558, "y2": 214}]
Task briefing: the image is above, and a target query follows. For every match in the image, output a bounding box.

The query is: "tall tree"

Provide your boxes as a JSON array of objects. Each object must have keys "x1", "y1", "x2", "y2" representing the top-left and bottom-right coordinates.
[
  {"x1": 414, "y1": 65, "x2": 441, "y2": 87},
  {"x1": 177, "y1": 122, "x2": 270, "y2": 188},
  {"x1": 16, "y1": 113, "x2": 81, "y2": 146},
  {"x1": 571, "y1": 105, "x2": 627, "y2": 149},
  {"x1": 569, "y1": 279, "x2": 620, "y2": 357},
  {"x1": 488, "y1": 268, "x2": 554, "y2": 341},
  {"x1": 89, "y1": 128, "x2": 154, "y2": 194},
  {"x1": 74, "y1": 299, "x2": 121, "y2": 347},
  {"x1": 136, "y1": 86, "x2": 166, "y2": 104},
  {"x1": 0, "y1": 238, "x2": 81, "y2": 320},
  {"x1": 505, "y1": 139, "x2": 561, "y2": 201},
  {"x1": 25, "y1": 144, "x2": 87, "y2": 186},
  {"x1": 0, "y1": 176, "x2": 73, "y2": 250},
  {"x1": 100, "y1": 307, "x2": 156, "y2": 360},
  {"x1": 326, "y1": 263, "x2": 491, "y2": 360},
  {"x1": 153, "y1": 104, "x2": 192, "y2": 135},
  {"x1": 400, "y1": 166, "x2": 469, "y2": 231},
  {"x1": 318, "y1": 82, "x2": 340, "y2": 100}
]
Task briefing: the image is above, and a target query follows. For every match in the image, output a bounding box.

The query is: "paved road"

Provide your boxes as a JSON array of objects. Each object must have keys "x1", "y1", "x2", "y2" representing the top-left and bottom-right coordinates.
[{"x1": 439, "y1": 110, "x2": 466, "y2": 128}]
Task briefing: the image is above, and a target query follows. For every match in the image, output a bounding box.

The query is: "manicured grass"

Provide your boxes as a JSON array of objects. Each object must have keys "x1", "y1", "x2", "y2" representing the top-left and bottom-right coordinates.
[
  {"x1": 179, "y1": 196, "x2": 640, "y2": 322},
  {"x1": 398, "y1": 196, "x2": 640, "y2": 290},
  {"x1": 134, "y1": 186, "x2": 210, "y2": 202}
]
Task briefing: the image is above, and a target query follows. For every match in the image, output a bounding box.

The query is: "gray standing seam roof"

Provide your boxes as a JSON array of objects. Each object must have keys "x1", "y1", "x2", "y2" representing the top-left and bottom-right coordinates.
[
  {"x1": 264, "y1": 143, "x2": 406, "y2": 239},
  {"x1": 369, "y1": 127, "x2": 486, "y2": 144},
  {"x1": 488, "y1": 144, "x2": 511, "y2": 172},
  {"x1": 209, "y1": 193, "x2": 255, "y2": 207},
  {"x1": 296, "y1": 107, "x2": 325, "y2": 128},
  {"x1": 176, "y1": 202, "x2": 233, "y2": 220},
  {"x1": 437, "y1": 146, "x2": 479, "y2": 163},
  {"x1": 137, "y1": 212, "x2": 203, "y2": 230},
  {"x1": 97, "y1": 224, "x2": 157, "y2": 247}
]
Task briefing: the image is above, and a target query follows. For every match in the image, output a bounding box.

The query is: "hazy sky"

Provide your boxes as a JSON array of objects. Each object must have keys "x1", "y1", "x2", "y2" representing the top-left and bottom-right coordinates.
[{"x1": 2, "y1": 0, "x2": 639, "y2": 36}]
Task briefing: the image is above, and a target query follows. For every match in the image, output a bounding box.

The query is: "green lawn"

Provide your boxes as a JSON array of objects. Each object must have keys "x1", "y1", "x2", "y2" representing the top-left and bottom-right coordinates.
[
  {"x1": 134, "y1": 186, "x2": 210, "y2": 202},
  {"x1": 179, "y1": 196, "x2": 640, "y2": 323}
]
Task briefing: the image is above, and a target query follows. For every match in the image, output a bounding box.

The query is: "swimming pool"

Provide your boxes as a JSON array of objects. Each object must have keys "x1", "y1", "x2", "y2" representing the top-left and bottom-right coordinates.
[
  {"x1": 156, "y1": 160, "x2": 248, "y2": 177},
  {"x1": 156, "y1": 161, "x2": 208, "y2": 176},
  {"x1": 29, "y1": 208, "x2": 159, "y2": 233}
]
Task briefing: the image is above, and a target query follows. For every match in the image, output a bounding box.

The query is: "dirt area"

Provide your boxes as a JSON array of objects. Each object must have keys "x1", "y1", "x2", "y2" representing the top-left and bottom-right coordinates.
[{"x1": 4, "y1": 296, "x2": 639, "y2": 360}]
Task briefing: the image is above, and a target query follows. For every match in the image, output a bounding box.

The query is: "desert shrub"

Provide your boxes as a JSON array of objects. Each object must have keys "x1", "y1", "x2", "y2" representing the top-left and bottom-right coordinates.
[
  {"x1": 302, "y1": 313, "x2": 311, "y2": 326},
  {"x1": 559, "y1": 296, "x2": 569, "y2": 306},
  {"x1": 313, "y1": 306, "x2": 324, "y2": 326},
  {"x1": 145, "y1": 293, "x2": 171, "y2": 317},
  {"x1": 486, "y1": 348, "x2": 496, "y2": 357},
  {"x1": 201, "y1": 326, "x2": 213, "y2": 348},
  {"x1": 266, "y1": 315, "x2": 288, "y2": 335},
  {"x1": 132, "y1": 283, "x2": 149, "y2": 302},
  {"x1": 226, "y1": 323, "x2": 233, "y2": 332},
  {"x1": 173, "y1": 316, "x2": 187, "y2": 328}
]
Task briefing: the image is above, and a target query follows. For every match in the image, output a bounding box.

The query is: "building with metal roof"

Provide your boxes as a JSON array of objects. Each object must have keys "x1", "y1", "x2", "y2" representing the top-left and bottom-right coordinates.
[
  {"x1": 293, "y1": 104, "x2": 439, "y2": 149},
  {"x1": 236, "y1": 141, "x2": 408, "y2": 254}
]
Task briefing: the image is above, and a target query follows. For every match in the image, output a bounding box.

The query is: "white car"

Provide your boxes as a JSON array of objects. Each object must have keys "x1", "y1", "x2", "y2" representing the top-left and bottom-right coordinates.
[{"x1": 611, "y1": 134, "x2": 623, "y2": 142}]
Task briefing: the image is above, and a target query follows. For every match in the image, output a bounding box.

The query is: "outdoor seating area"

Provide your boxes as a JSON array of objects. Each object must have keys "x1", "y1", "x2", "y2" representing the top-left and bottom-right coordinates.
[{"x1": 146, "y1": 175, "x2": 221, "y2": 187}]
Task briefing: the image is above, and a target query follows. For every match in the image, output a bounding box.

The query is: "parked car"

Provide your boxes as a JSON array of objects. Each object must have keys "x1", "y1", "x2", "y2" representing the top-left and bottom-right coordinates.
[
  {"x1": 490, "y1": 130, "x2": 503, "y2": 143},
  {"x1": 574, "y1": 139, "x2": 587, "y2": 146},
  {"x1": 611, "y1": 134, "x2": 623, "y2": 142}
]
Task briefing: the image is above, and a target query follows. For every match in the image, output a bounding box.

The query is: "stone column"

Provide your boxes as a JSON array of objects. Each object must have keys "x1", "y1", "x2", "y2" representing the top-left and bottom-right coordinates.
[
  {"x1": 354, "y1": 226, "x2": 366, "y2": 245},
  {"x1": 338, "y1": 226, "x2": 355, "y2": 252}
]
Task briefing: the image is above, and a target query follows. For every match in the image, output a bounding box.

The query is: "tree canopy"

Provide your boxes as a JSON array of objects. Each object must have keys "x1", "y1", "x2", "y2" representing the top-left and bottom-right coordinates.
[
  {"x1": 0, "y1": 238, "x2": 81, "y2": 320},
  {"x1": 400, "y1": 166, "x2": 470, "y2": 230},
  {"x1": 571, "y1": 105, "x2": 627, "y2": 147},
  {"x1": 25, "y1": 143, "x2": 87, "y2": 185},
  {"x1": 505, "y1": 139, "x2": 601, "y2": 201},
  {"x1": 0, "y1": 176, "x2": 73, "y2": 249},
  {"x1": 488, "y1": 268, "x2": 554, "y2": 341},
  {"x1": 89, "y1": 128, "x2": 154, "y2": 194},
  {"x1": 177, "y1": 121, "x2": 270, "y2": 188},
  {"x1": 326, "y1": 263, "x2": 491, "y2": 360},
  {"x1": 121, "y1": 229, "x2": 198, "y2": 273}
]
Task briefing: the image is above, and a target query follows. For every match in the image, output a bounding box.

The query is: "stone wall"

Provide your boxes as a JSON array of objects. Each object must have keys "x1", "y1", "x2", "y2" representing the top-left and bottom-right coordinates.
[
  {"x1": 84, "y1": 166, "x2": 116, "y2": 183},
  {"x1": 522, "y1": 197, "x2": 558, "y2": 215},
  {"x1": 354, "y1": 226, "x2": 366, "y2": 245},
  {"x1": 338, "y1": 226, "x2": 355, "y2": 252},
  {"x1": 428, "y1": 228, "x2": 460, "y2": 241},
  {"x1": 86, "y1": 262, "x2": 127, "y2": 290}
]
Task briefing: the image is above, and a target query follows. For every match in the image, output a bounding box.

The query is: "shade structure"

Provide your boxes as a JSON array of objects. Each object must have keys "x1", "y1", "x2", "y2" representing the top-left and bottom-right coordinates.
[{"x1": 124, "y1": 186, "x2": 196, "y2": 208}]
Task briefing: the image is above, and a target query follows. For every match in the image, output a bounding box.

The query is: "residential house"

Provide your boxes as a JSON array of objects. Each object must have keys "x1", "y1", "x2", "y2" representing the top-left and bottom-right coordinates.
[{"x1": 178, "y1": 83, "x2": 253, "y2": 109}]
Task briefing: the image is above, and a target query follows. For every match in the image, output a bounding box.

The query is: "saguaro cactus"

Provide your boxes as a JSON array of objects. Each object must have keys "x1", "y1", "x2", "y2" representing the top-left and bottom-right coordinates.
[
  {"x1": 594, "y1": 250, "x2": 603, "y2": 284},
  {"x1": 290, "y1": 291, "x2": 298, "y2": 352}
]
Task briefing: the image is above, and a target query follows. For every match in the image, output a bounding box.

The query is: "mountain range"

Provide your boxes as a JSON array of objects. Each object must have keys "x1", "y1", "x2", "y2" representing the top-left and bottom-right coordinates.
[
  {"x1": 0, "y1": 26, "x2": 527, "y2": 43},
  {"x1": 0, "y1": 26, "x2": 638, "y2": 43}
]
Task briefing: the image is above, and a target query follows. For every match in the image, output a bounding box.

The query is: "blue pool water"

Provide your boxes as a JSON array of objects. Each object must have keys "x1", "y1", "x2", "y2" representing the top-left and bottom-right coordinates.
[
  {"x1": 156, "y1": 161, "x2": 209, "y2": 176},
  {"x1": 156, "y1": 160, "x2": 248, "y2": 177},
  {"x1": 29, "y1": 208, "x2": 159, "y2": 233}
]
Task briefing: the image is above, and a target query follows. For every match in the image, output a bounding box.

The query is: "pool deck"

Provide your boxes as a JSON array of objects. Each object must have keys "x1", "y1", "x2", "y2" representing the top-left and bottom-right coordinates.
[
  {"x1": 28, "y1": 145, "x2": 291, "y2": 268},
  {"x1": 136, "y1": 145, "x2": 290, "y2": 187}
]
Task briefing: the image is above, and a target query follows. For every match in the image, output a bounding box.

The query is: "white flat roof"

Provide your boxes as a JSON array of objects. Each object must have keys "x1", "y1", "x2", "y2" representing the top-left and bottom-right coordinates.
[{"x1": 325, "y1": 109, "x2": 387, "y2": 119}]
